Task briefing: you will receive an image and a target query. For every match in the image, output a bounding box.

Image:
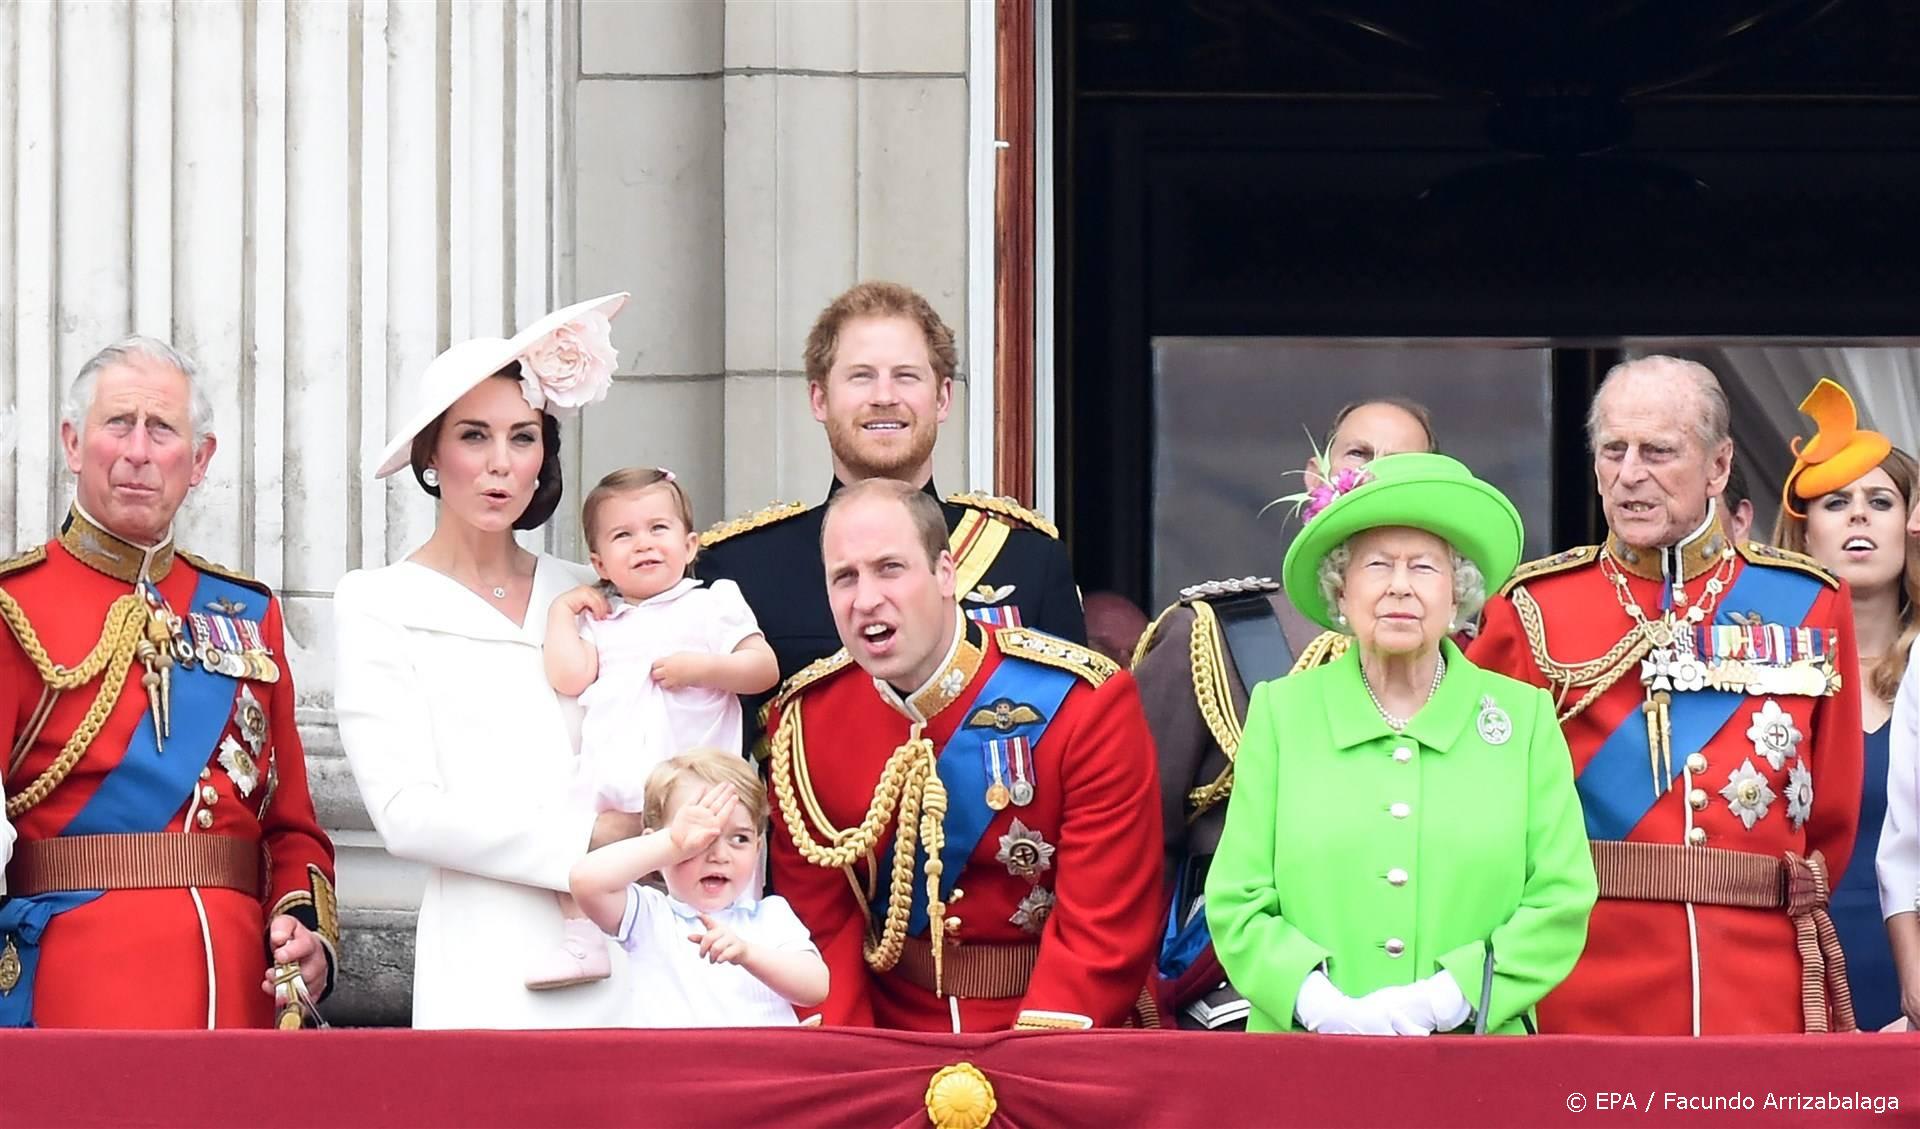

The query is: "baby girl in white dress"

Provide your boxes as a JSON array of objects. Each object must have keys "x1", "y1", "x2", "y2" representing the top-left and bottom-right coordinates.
[{"x1": 535, "y1": 467, "x2": 778, "y2": 988}]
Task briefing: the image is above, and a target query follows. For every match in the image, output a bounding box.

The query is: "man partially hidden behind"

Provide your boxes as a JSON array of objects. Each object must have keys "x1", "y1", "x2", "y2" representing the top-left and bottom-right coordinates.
[
  {"x1": 1471, "y1": 355, "x2": 1863, "y2": 1034},
  {"x1": 765, "y1": 479, "x2": 1161, "y2": 1031},
  {"x1": 0, "y1": 337, "x2": 337, "y2": 1027},
  {"x1": 698, "y1": 282, "x2": 1084, "y2": 747},
  {"x1": 1133, "y1": 396, "x2": 1435, "y2": 1028}
]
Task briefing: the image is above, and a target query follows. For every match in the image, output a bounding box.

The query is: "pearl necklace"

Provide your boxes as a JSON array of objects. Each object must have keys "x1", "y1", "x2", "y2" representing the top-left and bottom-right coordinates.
[{"x1": 1362, "y1": 654, "x2": 1446, "y2": 732}]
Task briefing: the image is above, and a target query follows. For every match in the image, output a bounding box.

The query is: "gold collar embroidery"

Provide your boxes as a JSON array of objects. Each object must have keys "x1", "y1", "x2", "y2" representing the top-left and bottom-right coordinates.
[
  {"x1": 1604, "y1": 503, "x2": 1729, "y2": 584},
  {"x1": 59, "y1": 504, "x2": 174, "y2": 584},
  {"x1": 874, "y1": 610, "x2": 985, "y2": 724}
]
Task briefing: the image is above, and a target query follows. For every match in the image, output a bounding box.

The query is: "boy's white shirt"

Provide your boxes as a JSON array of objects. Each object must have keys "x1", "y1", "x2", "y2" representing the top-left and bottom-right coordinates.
[{"x1": 611, "y1": 884, "x2": 818, "y2": 1028}]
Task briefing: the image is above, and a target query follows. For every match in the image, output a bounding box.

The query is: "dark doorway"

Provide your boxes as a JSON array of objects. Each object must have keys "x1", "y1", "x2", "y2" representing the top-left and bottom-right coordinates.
[{"x1": 1058, "y1": 0, "x2": 1920, "y2": 611}]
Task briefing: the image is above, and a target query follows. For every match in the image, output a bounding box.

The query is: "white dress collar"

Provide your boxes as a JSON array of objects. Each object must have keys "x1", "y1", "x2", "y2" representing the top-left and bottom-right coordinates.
[{"x1": 605, "y1": 576, "x2": 701, "y2": 620}]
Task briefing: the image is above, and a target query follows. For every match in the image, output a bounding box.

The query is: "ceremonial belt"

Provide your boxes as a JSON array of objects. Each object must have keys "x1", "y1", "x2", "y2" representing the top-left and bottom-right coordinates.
[
  {"x1": 1589, "y1": 841, "x2": 1857, "y2": 1033},
  {"x1": 895, "y1": 936, "x2": 1037, "y2": 999},
  {"x1": 1213, "y1": 592, "x2": 1294, "y2": 693},
  {"x1": 8, "y1": 833, "x2": 260, "y2": 896}
]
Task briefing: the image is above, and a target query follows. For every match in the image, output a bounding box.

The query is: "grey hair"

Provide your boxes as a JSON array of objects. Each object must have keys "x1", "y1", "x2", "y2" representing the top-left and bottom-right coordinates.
[
  {"x1": 1317, "y1": 537, "x2": 1487, "y2": 634},
  {"x1": 61, "y1": 336, "x2": 215, "y2": 445},
  {"x1": 1586, "y1": 355, "x2": 1729, "y2": 453}
]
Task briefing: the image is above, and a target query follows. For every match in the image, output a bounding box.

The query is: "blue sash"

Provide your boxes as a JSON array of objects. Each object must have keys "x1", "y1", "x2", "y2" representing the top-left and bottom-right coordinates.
[
  {"x1": 1158, "y1": 863, "x2": 1210, "y2": 978},
  {"x1": 1576, "y1": 563, "x2": 1823, "y2": 842},
  {"x1": 0, "y1": 572, "x2": 258, "y2": 1025},
  {"x1": 870, "y1": 651, "x2": 1077, "y2": 938}
]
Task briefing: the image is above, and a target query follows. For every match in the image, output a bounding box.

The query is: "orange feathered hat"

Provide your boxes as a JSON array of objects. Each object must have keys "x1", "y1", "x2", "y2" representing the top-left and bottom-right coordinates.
[{"x1": 1780, "y1": 378, "x2": 1892, "y2": 519}]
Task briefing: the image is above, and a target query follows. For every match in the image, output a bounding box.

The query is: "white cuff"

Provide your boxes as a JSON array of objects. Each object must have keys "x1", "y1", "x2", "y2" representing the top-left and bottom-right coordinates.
[{"x1": 1422, "y1": 972, "x2": 1472, "y2": 1031}]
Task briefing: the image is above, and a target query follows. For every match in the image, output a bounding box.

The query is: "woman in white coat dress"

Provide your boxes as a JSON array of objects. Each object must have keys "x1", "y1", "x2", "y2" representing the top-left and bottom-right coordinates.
[{"x1": 334, "y1": 294, "x2": 636, "y2": 1028}]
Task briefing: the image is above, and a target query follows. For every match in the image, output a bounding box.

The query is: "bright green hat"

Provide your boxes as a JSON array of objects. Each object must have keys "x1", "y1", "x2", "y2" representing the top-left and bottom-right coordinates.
[{"x1": 1280, "y1": 452, "x2": 1525, "y2": 630}]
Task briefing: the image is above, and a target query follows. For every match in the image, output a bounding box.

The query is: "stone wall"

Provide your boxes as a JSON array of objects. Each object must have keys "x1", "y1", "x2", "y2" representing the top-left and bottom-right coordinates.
[{"x1": 0, "y1": 0, "x2": 975, "y2": 1025}]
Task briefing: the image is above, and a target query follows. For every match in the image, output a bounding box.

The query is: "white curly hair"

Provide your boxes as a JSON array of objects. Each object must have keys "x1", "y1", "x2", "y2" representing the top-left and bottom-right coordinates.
[{"x1": 1316, "y1": 537, "x2": 1486, "y2": 635}]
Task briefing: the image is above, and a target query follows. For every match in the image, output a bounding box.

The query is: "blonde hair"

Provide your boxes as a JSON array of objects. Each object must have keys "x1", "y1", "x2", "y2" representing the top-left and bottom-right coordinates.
[
  {"x1": 1771, "y1": 445, "x2": 1920, "y2": 703},
  {"x1": 823, "y1": 478, "x2": 948, "y2": 571},
  {"x1": 641, "y1": 747, "x2": 768, "y2": 831},
  {"x1": 582, "y1": 467, "x2": 695, "y2": 551}
]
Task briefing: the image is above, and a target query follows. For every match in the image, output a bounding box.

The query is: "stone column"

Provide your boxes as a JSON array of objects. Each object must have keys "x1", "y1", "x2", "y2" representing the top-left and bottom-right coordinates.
[
  {"x1": 562, "y1": 0, "x2": 974, "y2": 521},
  {"x1": 0, "y1": 0, "x2": 558, "y2": 1025}
]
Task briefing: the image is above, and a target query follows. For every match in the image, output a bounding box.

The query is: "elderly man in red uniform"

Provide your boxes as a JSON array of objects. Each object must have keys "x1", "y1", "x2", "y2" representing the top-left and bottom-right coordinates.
[
  {"x1": 767, "y1": 479, "x2": 1161, "y2": 1031},
  {"x1": 0, "y1": 337, "x2": 336, "y2": 1028},
  {"x1": 1471, "y1": 355, "x2": 1863, "y2": 1034}
]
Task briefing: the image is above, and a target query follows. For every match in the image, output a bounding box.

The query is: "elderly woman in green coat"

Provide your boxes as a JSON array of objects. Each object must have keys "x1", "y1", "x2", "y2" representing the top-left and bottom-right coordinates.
[{"x1": 1206, "y1": 453, "x2": 1597, "y2": 1035}]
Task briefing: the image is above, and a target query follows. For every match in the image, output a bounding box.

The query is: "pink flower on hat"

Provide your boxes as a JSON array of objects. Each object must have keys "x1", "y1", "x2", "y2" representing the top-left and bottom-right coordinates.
[
  {"x1": 1299, "y1": 467, "x2": 1371, "y2": 523},
  {"x1": 519, "y1": 310, "x2": 618, "y2": 413}
]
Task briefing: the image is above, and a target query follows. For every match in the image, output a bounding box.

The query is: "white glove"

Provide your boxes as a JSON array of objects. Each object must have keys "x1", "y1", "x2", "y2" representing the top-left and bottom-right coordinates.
[
  {"x1": 1363, "y1": 973, "x2": 1473, "y2": 1036},
  {"x1": 1294, "y1": 970, "x2": 1397, "y2": 1035}
]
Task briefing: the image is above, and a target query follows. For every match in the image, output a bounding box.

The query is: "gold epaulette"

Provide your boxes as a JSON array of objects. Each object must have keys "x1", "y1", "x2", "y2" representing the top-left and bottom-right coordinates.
[
  {"x1": 946, "y1": 492, "x2": 1059, "y2": 540},
  {"x1": 1498, "y1": 545, "x2": 1599, "y2": 597},
  {"x1": 995, "y1": 628, "x2": 1118, "y2": 686},
  {"x1": 699, "y1": 501, "x2": 809, "y2": 549},
  {"x1": 1290, "y1": 630, "x2": 1350, "y2": 673},
  {"x1": 1736, "y1": 541, "x2": 1840, "y2": 589},
  {"x1": 772, "y1": 648, "x2": 854, "y2": 708},
  {"x1": 1130, "y1": 579, "x2": 1278, "y2": 672},
  {"x1": 178, "y1": 550, "x2": 272, "y2": 597},
  {"x1": 1177, "y1": 575, "x2": 1279, "y2": 605},
  {"x1": 0, "y1": 545, "x2": 48, "y2": 582}
]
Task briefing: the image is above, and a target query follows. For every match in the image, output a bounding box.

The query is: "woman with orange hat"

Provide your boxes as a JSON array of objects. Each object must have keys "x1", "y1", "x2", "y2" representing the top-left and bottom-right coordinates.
[{"x1": 1772, "y1": 378, "x2": 1916, "y2": 1029}]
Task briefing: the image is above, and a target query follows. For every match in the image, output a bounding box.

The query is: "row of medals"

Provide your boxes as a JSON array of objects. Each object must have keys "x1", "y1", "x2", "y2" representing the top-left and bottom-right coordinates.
[{"x1": 139, "y1": 581, "x2": 280, "y2": 684}]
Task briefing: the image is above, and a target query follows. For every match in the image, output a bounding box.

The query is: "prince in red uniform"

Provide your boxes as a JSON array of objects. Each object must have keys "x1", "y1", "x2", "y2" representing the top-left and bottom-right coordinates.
[
  {"x1": 0, "y1": 337, "x2": 336, "y2": 1028},
  {"x1": 766, "y1": 479, "x2": 1161, "y2": 1031},
  {"x1": 1471, "y1": 356, "x2": 1862, "y2": 1034}
]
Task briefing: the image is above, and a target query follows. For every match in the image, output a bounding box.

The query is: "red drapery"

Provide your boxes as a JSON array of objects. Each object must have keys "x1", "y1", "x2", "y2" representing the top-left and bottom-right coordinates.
[{"x1": 2, "y1": 1028, "x2": 1914, "y2": 1127}]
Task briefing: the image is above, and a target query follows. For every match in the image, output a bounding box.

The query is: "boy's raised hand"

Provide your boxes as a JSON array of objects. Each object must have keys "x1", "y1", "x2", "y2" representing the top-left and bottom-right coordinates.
[
  {"x1": 665, "y1": 781, "x2": 740, "y2": 857},
  {"x1": 689, "y1": 914, "x2": 750, "y2": 966}
]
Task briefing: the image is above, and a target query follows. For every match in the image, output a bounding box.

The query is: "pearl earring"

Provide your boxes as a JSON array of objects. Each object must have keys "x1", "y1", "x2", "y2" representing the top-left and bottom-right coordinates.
[
  {"x1": 422, "y1": 468, "x2": 439, "y2": 488},
  {"x1": 1336, "y1": 613, "x2": 1348, "y2": 626},
  {"x1": 1448, "y1": 620, "x2": 1459, "y2": 632}
]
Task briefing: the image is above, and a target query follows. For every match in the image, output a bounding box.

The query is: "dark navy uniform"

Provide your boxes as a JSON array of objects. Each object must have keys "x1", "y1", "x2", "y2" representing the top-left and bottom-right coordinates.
[{"x1": 697, "y1": 480, "x2": 1086, "y2": 745}]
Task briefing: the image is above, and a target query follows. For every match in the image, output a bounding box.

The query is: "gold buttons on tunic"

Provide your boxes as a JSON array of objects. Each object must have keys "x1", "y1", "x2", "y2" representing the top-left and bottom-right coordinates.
[
  {"x1": 200, "y1": 786, "x2": 219, "y2": 805},
  {"x1": 1688, "y1": 788, "x2": 1708, "y2": 810},
  {"x1": 199, "y1": 767, "x2": 212, "y2": 780},
  {"x1": 1384, "y1": 938, "x2": 1406, "y2": 957},
  {"x1": 196, "y1": 809, "x2": 214, "y2": 829},
  {"x1": 1687, "y1": 826, "x2": 1707, "y2": 846},
  {"x1": 1386, "y1": 868, "x2": 1409, "y2": 887},
  {"x1": 1392, "y1": 747, "x2": 1413, "y2": 764},
  {"x1": 950, "y1": 887, "x2": 966, "y2": 903},
  {"x1": 1389, "y1": 802, "x2": 1411, "y2": 819},
  {"x1": 1686, "y1": 753, "x2": 1708, "y2": 775}
]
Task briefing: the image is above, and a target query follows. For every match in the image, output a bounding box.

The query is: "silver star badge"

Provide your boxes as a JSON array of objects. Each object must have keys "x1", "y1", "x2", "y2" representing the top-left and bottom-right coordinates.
[
  {"x1": 1009, "y1": 886, "x2": 1056, "y2": 934},
  {"x1": 996, "y1": 818, "x2": 1055, "y2": 880},
  {"x1": 1745, "y1": 699, "x2": 1803, "y2": 772},
  {"x1": 1785, "y1": 762, "x2": 1813, "y2": 830},
  {"x1": 1718, "y1": 758, "x2": 1776, "y2": 830},
  {"x1": 218, "y1": 734, "x2": 259, "y2": 797}
]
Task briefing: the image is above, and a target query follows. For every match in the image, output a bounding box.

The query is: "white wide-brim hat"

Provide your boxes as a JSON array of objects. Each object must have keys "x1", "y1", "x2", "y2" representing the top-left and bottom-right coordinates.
[{"x1": 369, "y1": 291, "x2": 629, "y2": 479}]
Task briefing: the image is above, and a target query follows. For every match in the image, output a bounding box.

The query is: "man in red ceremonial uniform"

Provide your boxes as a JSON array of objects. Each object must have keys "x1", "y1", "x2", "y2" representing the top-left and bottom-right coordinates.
[
  {"x1": 766, "y1": 479, "x2": 1162, "y2": 1031},
  {"x1": 0, "y1": 337, "x2": 336, "y2": 1028},
  {"x1": 1471, "y1": 355, "x2": 1863, "y2": 1034}
]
